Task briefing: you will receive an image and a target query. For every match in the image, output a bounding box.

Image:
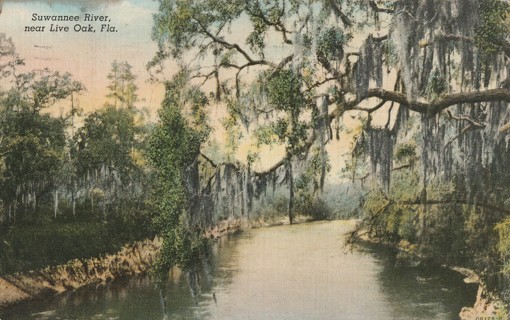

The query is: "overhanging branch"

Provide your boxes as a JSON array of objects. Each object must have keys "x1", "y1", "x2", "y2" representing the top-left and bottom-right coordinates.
[
  {"x1": 400, "y1": 199, "x2": 510, "y2": 215},
  {"x1": 364, "y1": 88, "x2": 510, "y2": 114}
]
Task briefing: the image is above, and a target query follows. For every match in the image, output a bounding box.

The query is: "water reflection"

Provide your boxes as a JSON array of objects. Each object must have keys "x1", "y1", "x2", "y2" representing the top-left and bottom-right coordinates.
[
  {"x1": 357, "y1": 242, "x2": 477, "y2": 319},
  {"x1": 0, "y1": 221, "x2": 476, "y2": 320}
]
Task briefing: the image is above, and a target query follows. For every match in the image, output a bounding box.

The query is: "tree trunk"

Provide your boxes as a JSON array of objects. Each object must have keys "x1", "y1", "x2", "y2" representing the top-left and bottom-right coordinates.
[
  {"x1": 287, "y1": 159, "x2": 294, "y2": 225},
  {"x1": 242, "y1": 167, "x2": 250, "y2": 218},
  {"x1": 53, "y1": 190, "x2": 59, "y2": 219}
]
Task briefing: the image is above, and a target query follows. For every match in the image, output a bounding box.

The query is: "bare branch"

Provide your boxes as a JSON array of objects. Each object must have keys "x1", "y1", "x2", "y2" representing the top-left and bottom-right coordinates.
[
  {"x1": 499, "y1": 122, "x2": 510, "y2": 133},
  {"x1": 363, "y1": 99, "x2": 387, "y2": 114},
  {"x1": 305, "y1": 77, "x2": 337, "y2": 93},
  {"x1": 443, "y1": 124, "x2": 478, "y2": 151},
  {"x1": 445, "y1": 110, "x2": 485, "y2": 128},
  {"x1": 193, "y1": 17, "x2": 274, "y2": 67},
  {"x1": 419, "y1": 33, "x2": 473, "y2": 48},
  {"x1": 317, "y1": 50, "x2": 344, "y2": 85},
  {"x1": 326, "y1": 0, "x2": 353, "y2": 27},
  {"x1": 190, "y1": 69, "x2": 217, "y2": 86}
]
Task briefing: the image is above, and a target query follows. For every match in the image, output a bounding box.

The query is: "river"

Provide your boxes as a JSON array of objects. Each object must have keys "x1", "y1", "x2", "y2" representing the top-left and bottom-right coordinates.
[{"x1": 1, "y1": 220, "x2": 477, "y2": 320}]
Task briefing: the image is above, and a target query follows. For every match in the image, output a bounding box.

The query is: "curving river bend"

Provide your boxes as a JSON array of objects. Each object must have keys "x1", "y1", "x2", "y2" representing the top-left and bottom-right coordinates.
[{"x1": 1, "y1": 220, "x2": 477, "y2": 319}]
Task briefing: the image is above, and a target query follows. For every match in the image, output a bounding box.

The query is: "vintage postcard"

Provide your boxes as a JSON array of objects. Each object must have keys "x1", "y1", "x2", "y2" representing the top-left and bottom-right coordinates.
[{"x1": 0, "y1": 1, "x2": 509, "y2": 319}]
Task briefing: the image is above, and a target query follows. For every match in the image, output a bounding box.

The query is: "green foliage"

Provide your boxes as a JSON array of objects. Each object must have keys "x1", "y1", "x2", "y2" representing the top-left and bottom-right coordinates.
[
  {"x1": 464, "y1": 206, "x2": 503, "y2": 274},
  {"x1": 394, "y1": 142, "x2": 417, "y2": 165},
  {"x1": 0, "y1": 42, "x2": 153, "y2": 275},
  {"x1": 495, "y1": 220, "x2": 510, "y2": 272},
  {"x1": 265, "y1": 69, "x2": 310, "y2": 154},
  {"x1": 150, "y1": 0, "x2": 244, "y2": 63},
  {"x1": 5, "y1": 68, "x2": 83, "y2": 113},
  {"x1": 251, "y1": 196, "x2": 289, "y2": 222},
  {"x1": 253, "y1": 124, "x2": 281, "y2": 146},
  {"x1": 292, "y1": 146, "x2": 332, "y2": 220},
  {"x1": 317, "y1": 27, "x2": 347, "y2": 61},
  {"x1": 425, "y1": 69, "x2": 447, "y2": 98},
  {"x1": 0, "y1": 108, "x2": 67, "y2": 216},
  {"x1": 296, "y1": 196, "x2": 332, "y2": 220},
  {"x1": 246, "y1": 3, "x2": 271, "y2": 58},
  {"x1": 475, "y1": 0, "x2": 510, "y2": 55},
  {"x1": 73, "y1": 106, "x2": 142, "y2": 176},
  {"x1": 147, "y1": 70, "x2": 211, "y2": 287},
  {"x1": 360, "y1": 167, "x2": 467, "y2": 263},
  {"x1": 0, "y1": 36, "x2": 85, "y2": 222},
  {"x1": 266, "y1": 69, "x2": 306, "y2": 114}
]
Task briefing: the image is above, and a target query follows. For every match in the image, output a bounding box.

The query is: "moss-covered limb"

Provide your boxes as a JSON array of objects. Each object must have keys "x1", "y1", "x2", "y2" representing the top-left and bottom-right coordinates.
[
  {"x1": 398, "y1": 199, "x2": 510, "y2": 215},
  {"x1": 347, "y1": 88, "x2": 510, "y2": 115}
]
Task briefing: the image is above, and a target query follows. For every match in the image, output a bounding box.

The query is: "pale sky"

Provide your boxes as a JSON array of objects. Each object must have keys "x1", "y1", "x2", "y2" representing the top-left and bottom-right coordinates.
[
  {"x1": 0, "y1": 0, "x2": 378, "y2": 179},
  {"x1": 0, "y1": 0, "x2": 166, "y2": 115}
]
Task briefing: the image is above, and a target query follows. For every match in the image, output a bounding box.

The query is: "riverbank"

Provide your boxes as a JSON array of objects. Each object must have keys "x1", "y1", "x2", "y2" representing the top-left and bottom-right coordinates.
[
  {"x1": 5, "y1": 215, "x2": 480, "y2": 318},
  {"x1": 0, "y1": 238, "x2": 161, "y2": 309},
  {"x1": 2, "y1": 219, "x2": 473, "y2": 319},
  {"x1": 350, "y1": 224, "x2": 509, "y2": 320},
  {"x1": 0, "y1": 216, "x2": 241, "y2": 310},
  {"x1": 457, "y1": 276, "x2": 508, "y2": 320},
  {"x1": 0, "y1": 215, "x2": 304, "y2": 310}
]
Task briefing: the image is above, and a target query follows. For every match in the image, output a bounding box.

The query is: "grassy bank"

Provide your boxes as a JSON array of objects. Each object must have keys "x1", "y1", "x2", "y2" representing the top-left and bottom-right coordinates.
[{"x1": 0, "y1": 217, "x2": 153, "y2": 275}]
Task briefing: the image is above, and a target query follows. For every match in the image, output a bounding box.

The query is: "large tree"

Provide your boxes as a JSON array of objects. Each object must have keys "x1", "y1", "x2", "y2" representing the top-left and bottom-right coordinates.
[
  {"x1": 149, "y1": 0, "x2": 509, "y2": 220},
  {"x1": 149, "y1": 0, "x2": 510, "y2": 307},
  {"x1": 71, "y1": 60, "x2": 149, "y2": 220}
]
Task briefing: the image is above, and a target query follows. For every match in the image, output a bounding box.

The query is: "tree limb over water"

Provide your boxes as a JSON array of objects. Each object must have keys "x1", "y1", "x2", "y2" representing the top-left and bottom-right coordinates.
[{"x1": 334, "y1": 88, "x2": 510, "y2": 116}]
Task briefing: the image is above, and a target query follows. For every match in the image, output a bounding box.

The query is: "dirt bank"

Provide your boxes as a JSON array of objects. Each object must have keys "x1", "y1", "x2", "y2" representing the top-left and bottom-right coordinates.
[
  {"x1": 0, "y1": 216, "x2": 253, "y2": 310},
  {"x1": 457, "y1": 272, "x2": 508, "y2": 320},
  {"x1": 0, "y1": 238, "x2": 161, "y2": 309}
]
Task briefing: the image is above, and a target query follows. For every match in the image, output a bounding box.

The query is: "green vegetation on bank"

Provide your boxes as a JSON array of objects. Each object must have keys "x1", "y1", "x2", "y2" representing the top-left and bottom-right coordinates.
[
  {"x1": 0, "y1": 37, "x2": 154, "y2": 275},
  {"x1": 0, "y1": 219, "x2": 152, "y2": 274}
]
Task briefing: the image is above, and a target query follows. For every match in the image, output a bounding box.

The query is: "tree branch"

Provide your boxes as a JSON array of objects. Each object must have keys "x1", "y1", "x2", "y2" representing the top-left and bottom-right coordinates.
[
  {"x1": 245, "y1": 1, "x2": 292, "y2": 45},
  {"x1": 193, "y1": 17, "x2": 274, "y2": 67},
  {"x1": 326, "y1": 0, "x2": 353, "y2": 27},
  {"x1": 445, "y1": 110, "x2": 485, "y2": 128},
  {"x1": 400, "y1": 199, "x2": 510, "y2": 215},
  {"x1": 443, "y1": 124, "x2": 481, "y2": 151},
  {"x1": 499, "y1": 122, "x2": 510, "y2": 133},
  {"x1": 364, "y1": 88, "x2": 510, "y2": 114},
  {"x1": 317, "y1": 50, "x2": 344, "y2": 85},
  {"x1": 419, "y1": 33, "x2": 473, "y2": 48}
]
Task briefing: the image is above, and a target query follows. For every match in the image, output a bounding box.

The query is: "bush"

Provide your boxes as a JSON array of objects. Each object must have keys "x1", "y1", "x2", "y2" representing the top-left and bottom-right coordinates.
[{"x1": 296, "y1": 196, "x2": 332, "y2": 220}]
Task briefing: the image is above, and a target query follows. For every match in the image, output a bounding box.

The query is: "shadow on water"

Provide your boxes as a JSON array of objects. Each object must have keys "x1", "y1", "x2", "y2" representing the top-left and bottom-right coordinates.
[
  {"x1": 0, "y1": 221, "x2": 477, "y2": 320},
  {"x1": 0, "y1": 230, "x2": 243, "y2": 319},
  {"x1": 355, "y1": 241, "x2": 478, "y2": 320}
]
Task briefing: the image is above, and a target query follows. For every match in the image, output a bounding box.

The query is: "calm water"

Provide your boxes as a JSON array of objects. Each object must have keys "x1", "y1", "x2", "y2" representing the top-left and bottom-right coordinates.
[{"x1": 1, "y1": 220, "x2": 477, "y2": 320}]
